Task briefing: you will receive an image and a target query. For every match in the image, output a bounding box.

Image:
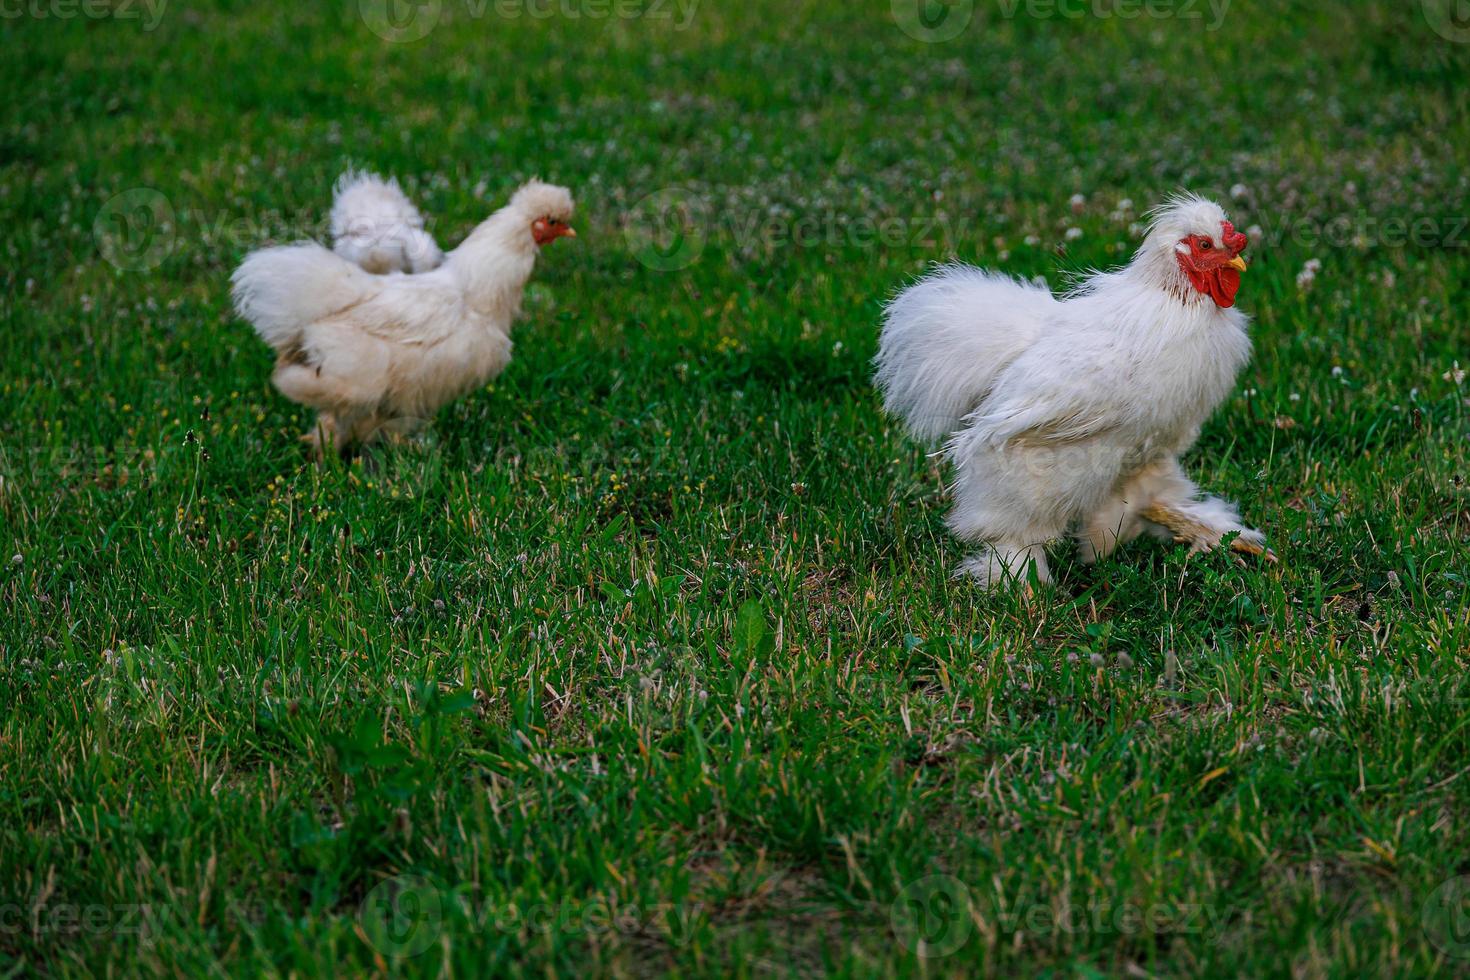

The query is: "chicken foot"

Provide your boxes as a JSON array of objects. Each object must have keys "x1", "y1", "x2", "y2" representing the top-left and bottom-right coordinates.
[{"x1": 1140, "y1": 503, "x2": 1278, "y2": 564}]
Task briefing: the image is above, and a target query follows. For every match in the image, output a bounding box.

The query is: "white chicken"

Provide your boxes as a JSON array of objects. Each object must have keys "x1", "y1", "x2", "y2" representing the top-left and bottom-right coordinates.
[
  {"x1": 329, "y1": 170, "x2": 445, "y2": 275},
  {"x1": 232, "y1": 180, "x2": 576, "y2": 457},
  {"x1": 876, "y1": 194, "x2": 1268, "y2": 588}
]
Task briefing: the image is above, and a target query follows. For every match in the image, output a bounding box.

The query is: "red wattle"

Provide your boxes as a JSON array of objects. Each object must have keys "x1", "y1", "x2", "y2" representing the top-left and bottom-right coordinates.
[
  {"x1": 1213, "y1": 267, "x2": 1241, "y2": 308},
  {"x1": 1178, "y1": 255, "x2": 1241, "y2": 309}
]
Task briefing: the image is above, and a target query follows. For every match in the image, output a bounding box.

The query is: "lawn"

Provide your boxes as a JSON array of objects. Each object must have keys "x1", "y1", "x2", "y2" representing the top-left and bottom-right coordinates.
[{"x1": 2, "y1": 0, "x2": 1469, "y2": 975}]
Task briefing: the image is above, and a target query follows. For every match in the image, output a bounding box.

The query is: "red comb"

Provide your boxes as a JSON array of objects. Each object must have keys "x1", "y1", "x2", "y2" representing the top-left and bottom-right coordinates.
[{"x1": 1221, "y1": 221, "x2": 1248, "y2": 255}]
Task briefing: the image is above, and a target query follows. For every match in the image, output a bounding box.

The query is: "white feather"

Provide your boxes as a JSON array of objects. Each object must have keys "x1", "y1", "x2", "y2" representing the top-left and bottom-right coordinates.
[
  {"x1": 330, "y1": 170, "x2": 445, "y2": 275},
  {"x1": 230, "y1": 243, "x2": 379, "y2": 352},
  {"x1": 876, "y1": 194, "x2": 1265, "y2": 586},
  {"x1": 876, "y1": 264, "x2": 1056, "y2": 442},
  {"x1": 232, "y1": 180, "x2": 574, "y2": 454}
]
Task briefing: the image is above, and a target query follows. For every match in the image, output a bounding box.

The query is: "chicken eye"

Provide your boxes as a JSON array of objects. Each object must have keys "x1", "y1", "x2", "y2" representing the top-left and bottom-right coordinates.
[{"x1": 1198, "y1": 238, "x2": 1214, "y2": 251}]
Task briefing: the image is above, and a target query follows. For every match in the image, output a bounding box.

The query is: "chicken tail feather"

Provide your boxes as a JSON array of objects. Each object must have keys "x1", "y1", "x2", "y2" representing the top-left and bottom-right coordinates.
[
  {"x1": 231, "y1": 243, "x2": 376, "y2": 353},
  {"x1": 331, "y1": 170, "x2": 444, "y2": 274},
  {"x1": 875, "y1": 263, "x2": 1055, "y2": 442}
]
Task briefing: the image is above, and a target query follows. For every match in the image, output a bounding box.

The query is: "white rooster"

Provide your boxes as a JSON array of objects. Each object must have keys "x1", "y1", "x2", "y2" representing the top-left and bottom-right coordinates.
[
  {"x1": 876, "y1": 194, "x2": 1269, "y2": 588},
  {"x1": 233, "y1": 180, "x2": 576, "y2": 457},
  {"x1": 329, "y1": 170, "x2": 445, "y2": 275}
]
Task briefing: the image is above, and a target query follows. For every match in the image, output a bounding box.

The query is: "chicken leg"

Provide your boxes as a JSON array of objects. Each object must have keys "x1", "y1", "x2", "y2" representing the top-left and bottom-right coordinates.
[
  {"x1": 1140, "y1": 503, "x2": 1278, "y2": 563},
  {"x1": 1077, "y1": 458, "x2": 1273, "y2": 564}
]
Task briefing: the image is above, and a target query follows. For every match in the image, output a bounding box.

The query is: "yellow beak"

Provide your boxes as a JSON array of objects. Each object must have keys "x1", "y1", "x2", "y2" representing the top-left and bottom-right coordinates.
[{"x1": 1228, "y1": 256, "x2": 1248, "y2": 272}]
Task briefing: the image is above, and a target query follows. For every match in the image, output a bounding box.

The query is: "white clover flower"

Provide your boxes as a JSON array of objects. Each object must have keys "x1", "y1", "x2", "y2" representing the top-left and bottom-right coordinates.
[
  {"x1": 1065, "y1": 227, "x2": 1084, "y2": 242},
  {"x1": 1230, "y1": 183, "x2": 1250, "y2": 200},
  {"x1": 1297, "y1": 258, "x2": 1323, "y2": 291},
  {"x1": 1445, "y1": 362, "x2": 1466, "y2": 385}
]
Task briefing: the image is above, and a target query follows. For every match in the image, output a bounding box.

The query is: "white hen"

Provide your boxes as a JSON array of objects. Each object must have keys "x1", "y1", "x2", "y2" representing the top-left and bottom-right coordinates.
[
  {"x1": 876, "y1": 194, "x2": 1267, "y2": 588},
  {"x1": 330, "y1": 170, "x2": 445, "y2": 275},
  {"x1": 233, "y1": 180, "x2": 576, "y2": 456}
]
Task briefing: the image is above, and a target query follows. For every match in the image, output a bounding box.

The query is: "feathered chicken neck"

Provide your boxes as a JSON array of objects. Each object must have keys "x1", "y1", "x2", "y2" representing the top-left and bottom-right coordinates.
[
  {"x1": 447, "y1": 204, "x2": 540, "y2": 320},
  {"x1": 1123, "y1": 237, "x2": 1213, "y2": 308},
  {"x1": 1057, "y1": 239, "x2": 1245, "y2": 357},
  {"x1": 1063, "y1": 239, "x2": 1218, "y2": 330}
]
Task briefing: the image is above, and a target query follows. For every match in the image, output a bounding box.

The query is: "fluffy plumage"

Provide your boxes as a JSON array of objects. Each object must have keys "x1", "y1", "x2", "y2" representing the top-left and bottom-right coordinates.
[
  {"x1": 233, "y1": 180, "x2": 575, "y2": 456},
  {"x1": 876, "y1": 194, "x2": 1266, "y2": 587},
  {"x1": 330, "y1": 170, "x2": 445, "y2": 275}
]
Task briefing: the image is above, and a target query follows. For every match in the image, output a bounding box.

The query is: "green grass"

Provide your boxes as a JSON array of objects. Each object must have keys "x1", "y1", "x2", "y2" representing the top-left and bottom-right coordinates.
[{"x1": 3, "y1": 0, "x2": 1469, "y2": 975}]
